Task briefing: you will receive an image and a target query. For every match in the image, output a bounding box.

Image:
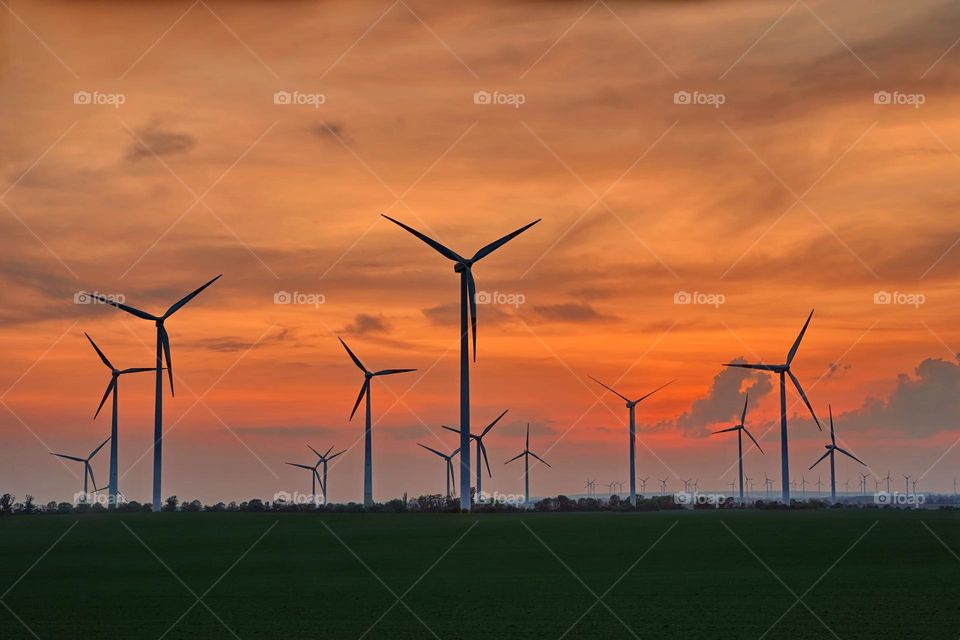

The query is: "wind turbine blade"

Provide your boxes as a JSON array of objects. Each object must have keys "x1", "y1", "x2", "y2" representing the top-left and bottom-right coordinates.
[
  {"x1": 786, "y1": 309, "x2": 814, "y2": 366},
  {"x1": 588, "y1": 376, "x2": 631, "y2": 403},
  {"x1": 323, "y1": 445, "x2": 334, "y2": 458},
  {"x1": 349, "y1": 380, "x2": 369, "y2": 421},
  {"x1": 829, "y1": 405, "x2": 836, "y2": 445},
  {"x1": 88, "y1": 294, "x2": 158, "y2": 321},
  {"x1": 470, "y1": 219, "x2": 541, "y2": 263},
  {"x1": 504, "y1": 452, "x2": 524, "y2": 465},
  {"x1": 327, "y1": 450, "x2": 345, "y2": 461},
  {"x1": 89, "y1": 436, "x2": 111, "y2": 459},
  {"x1": 742, "y1": 427, "x2": 764, "y2": 455},
  {"x1": 163, "y1": 275, "x2": 222, "y2": 318},
  {"x1": 480, "y1": 441, "x2": 492, "y2": 477},
  {"x1": 52, "y1": 453, "x2": 85, "y2": 462},
  {"x1": 808, "y1": 450, "x2": 831, "y2": 470},
  {"x1": 525, "y1": 423, "x2": 530, "y2": 450},
  {"x1": 381, "y1": 215, "x2": 464, "y2": 262},
  {"x1": 723, "y1": 363, "x2": 780, "y2": 371},
  {"x1": 307, "y1": 444, "x2": 322, "y2": 458},
  {"x1": 787, "y1": 370, "x2": 821, "y2": 430},
  {"x1": 440, "y1": 425, "x2": 462, "y2": 436},
  {"x1": 741, "y1": 393, "x2": 749, "y2": 425},
  {"x1": 119, "y1": 367, "x2": 155, "y2": 374},
  {"x1": 87, "y1": 464, "x2": 98, "y2": 492},
  {"x1": 417, "y1": 443, "x2": 446, "y2": 458},
  {"x1": 481, "y1": 409, "x2": 508, "y2": 437},
  {"x1": 529, "y1": 451, "x2": 551, "y2": 468},
  {"x1": 450, "y1": 447, "x2": 461, "y2": 457},
  {"x1": 94, "y1": 378, "x2": 116, "y2": 419},
  {"x1": 286, "y1": 462, "x2": 313, "y2": 470},
  {"x1": 160, "y1": 325, "x2": 174, "y2": 397},
  {"x1": 373, "y1": 368, "x2": 417, "y2": 376},
  {"x1": 448, "y1": 459, "x2": 456, "y2": 494},
  {"x1": 711, "y1": 426, "x2": 740, "y2": 434},
  {"x1": 84, "y1": 333, "x2": 113, "y2": 369},
  {"x1": 466, "y1": 268, "x2": 477, "y2": 362},
  {"x1": 338, "y1": 337, "x2": 367, "y2": 373},
  {"x1": 634, "y1": 379, "x2": 674, "y2": 404},
  {"x1": 836, "y1": 447, "x2": 866, "y2": 466}
]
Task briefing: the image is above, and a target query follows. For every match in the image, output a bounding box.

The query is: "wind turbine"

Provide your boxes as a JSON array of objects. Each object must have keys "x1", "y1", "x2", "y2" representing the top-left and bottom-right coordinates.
[
  {"x1": 764, "y1": 474, "x2": 773, "y2": 499},
  {"x1": 383, "y1": 214, "x2": 540, "y2": 511},
  {"x1": 418, "y1": 444, "x2": 461, "y2": 497},
  {"x1": 442, "y1": 409, "x2": 507, "y2": 497},
  {"x1": 88, "y1": 275, "x2": 221, "y2": 511},
  {"x1": 286, "y1": 459, "x2": 321, "y2": 506},
  {"x1": 816, "y1": 476, "x2": 823, "y2": 496},
  {"x1": 884, "y1": 471, "x2": 892, "y2": 493},
  {"x1": 809, "y1": 405, "x2": 865, "y2": 501},
  {"x1": 85, "y1": 333, "x2": 154, "y2": 509},
  {"x1": 639, "y1": 476, "x2": 649, "y2": 495},
  {"x1": 308, "y1": 445, "x2": 344, "y2": 505},
  {"x1": 712, "y1": 394, "x2": 763, "y2": 504},
  {"x1": 52, "y1": 436, "x2": 111, "y2": 501},
  {"x1": 590, "y1": 377, "x2": 672, "y2": 508},
  {"x1": 724, "y1": 310, "x2": 822, "y2": 503},
  {"x1": 859, "y1": 472, "x2": 870, "y2": 496},
  {"x1": 504, "y1": 423, "x2": 550, "y2": 504},
  {"x1": 339, "y1": 337, "x2": 415, "y2": 506},
  {"x1": 659, "y1": 478, "x2": 668, "y2": 495},
  {"x1": 800, "y1": 475, "x2": 807, "y2": 498},
  {"x1": 903, "y1": 474, "x2": 911, "y2": 495}
]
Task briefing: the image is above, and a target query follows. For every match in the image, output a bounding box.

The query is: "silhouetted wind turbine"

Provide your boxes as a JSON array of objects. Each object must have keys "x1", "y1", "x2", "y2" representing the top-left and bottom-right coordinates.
[
  {"x1": 85, "y1": 333, "x2": 153, "y2": 510},
  {"x1": 383, "y1": 214, "x2": 540, "y2": 511},
  {"x1": 504, "y1": 423, "x2": 550, "y2": 504},
  {"x1": 339, "y1": 337, "x2": 415, "y2": 506},
  {"x1": 809, "y1": 405, "x2": 865, "y2": 501},
  {"x1": 418, "y1": 444, "x2": 461, "y2": 497},
  {"x1": 859, "y1": 472, "x2": 870, "y2": 496},
  {"x1": 286, "y1": 459, "x2": 321, "y2": 506},
  {"x1": 659, "y1": 478, "x2": 668, "y2": 495},
  {"x1": 817, "y1": 476, "x2": 823, "y2": 496},
  {"x1": 639, "y1": 476, "x2": 649, "y2": 495},
  {"x1": 884, "y1": 471, "x2": 892, "y2": 493},
  {"x1": 712, "y1": 394, "x2": 763, "y2": 504},
  {"x1": 903, "y1": 474, "x2": 911, "y2": 495},
  {"x1": 52, "y1": 436, "x2": 110, "y2": 500},
  {"x1": 724, "y1": 309, "x2": 822, "y2": 503},
  {"x1": 88, "y1": 275, "x2": 221, "y2": 511},
  {"x1": 307, "y1": 445, "x2": 344, "y2": 505},
  {"x1": 590, "y1": 376, "x2": 672, "y2": 508},
  {"x1": 442, "y1": 409, "x2": 507, "y2": 497}
]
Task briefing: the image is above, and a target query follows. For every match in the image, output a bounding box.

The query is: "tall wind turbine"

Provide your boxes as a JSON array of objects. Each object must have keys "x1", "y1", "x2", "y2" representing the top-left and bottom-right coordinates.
[
  {"x1": 590, "y1": 376, "x2": 672, "y2": 507},
  {"x1": 712, "y1": 394, "x2": 763, "y2": 504},
  {"x1": 308, "y1": 445, "x2": 344, "y2": 505},
  {"x1": 504, "y1": 423, "x2": 550, "y2": 504},
  {"x1": 88, "y1": 275, "x2": 221, "y2": 511},
  {"x1": 382, "y1": 214, "x2": 540, "y2": 511},
  {"x1": 85, "y1": 333, "x2": 153, "y2": 510},
  {"x1": 52, "y1": 436, "x2": 110, "y2": 500},
  {"x1": 418, "y1": 444, "x2": 461, "y2": 497},
  {"x1": 808, "y1": 405, "x2": 865, "y2": 501},
  {"x1": 339, "y1": 337, "x2": 415, "y2": 506},
  {"x1": 442, "y1": 409, "x2": 507, "y2": 497},
  {"x1": 724, "y1": 309, "x2": 822, "y2": 503}
]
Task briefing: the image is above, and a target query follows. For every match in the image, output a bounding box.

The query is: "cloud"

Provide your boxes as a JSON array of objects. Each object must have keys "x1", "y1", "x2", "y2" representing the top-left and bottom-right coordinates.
[
  {"x1": 186, "y1": 328, "x2": 290, "y2": 352},
  {"x1": 531, "y1": 302, "x2": 617, "y2": 324},
  {"x1": 421, "y1": 302, "x2": 513, "y2": 326},
  {"x1": 671, "y1": 358, "x2": 774, "y2": 437},
  {"x1": 826, "y1": 362, "x2": 852, "y2": 380},
  {"x1": 125, "y1": 123, "x2": 196, "y2": 161},
  {"x1": 342, "y1": 313, "x2": 389, "y2": 335},
  {"x1": 232, "y1": 425, "x2": 339, "y2": 438}
]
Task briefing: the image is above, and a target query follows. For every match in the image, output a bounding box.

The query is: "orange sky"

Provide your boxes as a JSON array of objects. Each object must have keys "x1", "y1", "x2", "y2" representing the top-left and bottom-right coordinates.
[{"x1": 2, "y1": 0, "x2": 960, "y2": 503}]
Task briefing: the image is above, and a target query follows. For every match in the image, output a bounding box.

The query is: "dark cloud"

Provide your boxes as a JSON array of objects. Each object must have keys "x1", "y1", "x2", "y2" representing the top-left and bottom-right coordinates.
[
  {"x1": 531, "y1": 302, "x2": 617, "y2": 324},
  {"x1": 670, "y1": 358, "x2": 774, "y2": 437},
  {"x1": 185, "y1": 328, "x2": 290, "y2": 352},
  {"x1": 312, "y1": 121, "x2": 346, "y2": 140},
  {"x1": 826, "y1": 362, "x2": 852, "y2": 380},
  {"x1": 125, "y1": 124, "x2": 196, "y2": 162},
  {"x1": 342, "y1": 313, "x2": 389, "y2": 335},
  {"x1": 232, "y1": 425, "x2": 339, "y2": 438},
  {"x1": 421, "y1": 302, "x2": 513, "y2": 326}
]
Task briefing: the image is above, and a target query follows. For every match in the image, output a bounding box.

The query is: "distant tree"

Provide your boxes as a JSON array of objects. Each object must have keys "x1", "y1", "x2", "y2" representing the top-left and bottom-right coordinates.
[
  {"x1": 181, "y1": 499, "x2": 202, "y2": 513},
  {"x1": 0, "y1": 494, "x2": 15, "y2": 515},
  {"x1": 56, "y1": 502, "x2": 74, "y2": 514},
  {"x1": 163, "y1": 496, "x2": 179, "y2": 512},
  {"x1": 46, "y1": 501, "x2": 58, "y2": 512},
  {"x1": 383, "y1": 498, "x2": 406, "y2": 512},
  {"x1": 245, "y1": 499, "x2": 265, "y2": 512},
  {"x1": 17, "y1": 495, "x2": 36, "y2": 515},
  {"x1": 206, "y1": 502, "x2": 226, "y2": 512},
  {"x1": 227, "y1": 501, "x2": 239, "y2": 512}
]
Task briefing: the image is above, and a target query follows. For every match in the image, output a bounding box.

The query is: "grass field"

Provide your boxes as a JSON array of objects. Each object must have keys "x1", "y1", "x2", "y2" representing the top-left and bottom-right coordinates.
[{"x1": 0, "y1": 509, "x2": 957, "y2": 639}]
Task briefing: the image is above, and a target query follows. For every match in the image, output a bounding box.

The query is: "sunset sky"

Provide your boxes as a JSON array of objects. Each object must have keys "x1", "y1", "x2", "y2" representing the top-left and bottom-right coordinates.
[{"x1": 2, "y1": 0, "x2": 960, "y2": 504}]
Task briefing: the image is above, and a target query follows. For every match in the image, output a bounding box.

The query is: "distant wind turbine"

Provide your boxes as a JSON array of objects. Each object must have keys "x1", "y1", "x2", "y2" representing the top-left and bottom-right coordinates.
[
  {"x1": 809, "y1": 405, "x2": 865, "y2": 501},
  {"x1": 383, "y1": 214, "x2": 540, "y2": 511},
  {"x1": 339, "y1": 337, "x2": 415, "y2": 506},
  {"x1": 52, "y1": 436, "x2": 111, "y2": 500},
  {"x1": 442, "y1": 409, "x2": 507, "y2": 497},
  {"x1": 418, "y1": 444, "x2": 461, "y2": 497},
  {"x1": 884, "y1": 471, "x2": 892, "y2": 493},
  {"x1": 85, "y1": 333, "x2": 153, "y2": 509},
  {"x1": 590, "y1": 376, "x2": 672, "y2": 507},
  {"x1": 724, "y1": 310, "x2": 822, "y2": 503},
  {"x1": 504, "y1": 423, "x2": 550, "y2": 504},
  {"x1": 286, "y1": 458, "x2": 321, "y2": 507},
  {"x1": 308, "y1": 445, "x2": 344, "y2": 505},
  {"x1": 903, "y1": 474, "x2": 911, "y2": 495},
  {"x1": 88, "y1": 275, "x2": 222, "y2": 511},
  {"x1": 712, "y1": 394, "x2": 763, "y2": 504},
  {"x1": 639, "y1": 476, "x2": 649, "y2": 495},
  {"x1": 659, "y1": 478, "x2": 668, "y2": 495}
]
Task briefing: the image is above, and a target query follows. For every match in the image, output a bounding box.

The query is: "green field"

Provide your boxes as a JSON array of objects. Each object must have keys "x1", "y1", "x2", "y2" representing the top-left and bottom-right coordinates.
[{"x1": 0, "y1": 509, "x2": 957, "y2": 639}]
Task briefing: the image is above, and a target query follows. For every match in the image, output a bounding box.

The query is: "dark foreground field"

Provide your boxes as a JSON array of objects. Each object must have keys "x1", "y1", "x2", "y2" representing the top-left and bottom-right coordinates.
[{"x1": 0, "y1": 509, "x2": 957, "y2": 639}]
